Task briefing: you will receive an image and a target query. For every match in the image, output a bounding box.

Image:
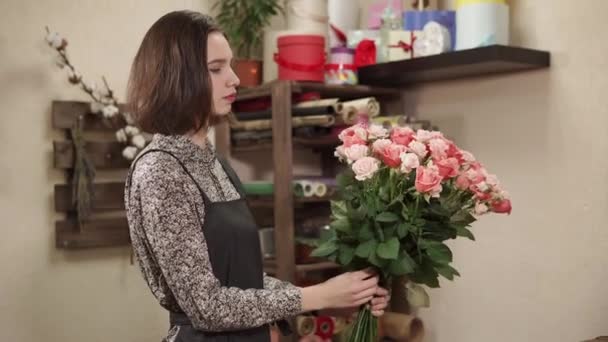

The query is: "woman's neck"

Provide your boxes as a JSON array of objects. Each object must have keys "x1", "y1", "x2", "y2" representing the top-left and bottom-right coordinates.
[{"x1": 187, "y1": 127, "x2": 208, "y2": 149}]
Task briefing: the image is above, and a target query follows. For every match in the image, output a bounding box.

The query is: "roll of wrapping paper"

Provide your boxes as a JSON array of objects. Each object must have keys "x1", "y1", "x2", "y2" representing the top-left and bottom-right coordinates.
[
  {"x1": 296, "y1": 315, "x2": 316, "y2": 336},
  {"x1": 230, "y1": 114, "x2": 335, "y2": 131},
  {"x1": 234, "y1": 105, "x2": 336, "y2": 121},
  {"x1": 295, "y1": 98, "x2": 340, "y2": 108},
  {"x1": 379, "y1": 312, "x2": 425, "y2": 342},
  {"x1": 333, "y1": 97, "x2": 380, "y2": 124},
  {"x1": 242, "y1": 182, "x2": 274, "y2": 196},
  {"x1": 312, "y1": 182, "x2": 328, "y2": 197}
]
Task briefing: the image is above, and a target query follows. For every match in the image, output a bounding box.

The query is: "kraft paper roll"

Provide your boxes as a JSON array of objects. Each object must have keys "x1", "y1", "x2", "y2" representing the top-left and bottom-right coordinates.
[
  {"x1": 295, "y1": 98, "x2": 340, "y2": 108},
  {"x1": 456, "y1": 2, "x2": 509, "y2": 50},
  {"x1": 296, "y1": 315, "x2": 316, "y2": 336},
  {"x1": 333, "y1": 97, "x2": 380, "y2": 124},
  {"x1": 287, "y1": 0, "x2": 328, "y2": 34},
  {"x1": 230, "y1": 114, "x2": 335, "y2": 131},
  {"x1": 379, "y1": 312, "x2": 425, "y2": 342},
  {"x1": 328, "y1": 0, "x2": 359, "y2": 48}
]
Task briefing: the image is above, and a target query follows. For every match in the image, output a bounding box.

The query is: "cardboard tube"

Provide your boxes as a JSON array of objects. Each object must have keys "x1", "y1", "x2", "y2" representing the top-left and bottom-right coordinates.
[
  {"x1": 312, "y1": 182, "x2": 328, "y2": 197},
  {"x1": 230, "y1": 114, "x2": 335, "y2": 131},
  {"x1": 379, "y1": 312, "x2": 425, "y2": 342}
]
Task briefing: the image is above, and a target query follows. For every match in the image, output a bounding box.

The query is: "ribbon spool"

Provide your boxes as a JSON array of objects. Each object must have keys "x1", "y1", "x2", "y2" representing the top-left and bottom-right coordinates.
[
  {"x1": 296, "y1": 316, "x2": 316, "y2": 336},
  {"x1": 293, "y1": 180, "x2": 315, "y2": 197}
]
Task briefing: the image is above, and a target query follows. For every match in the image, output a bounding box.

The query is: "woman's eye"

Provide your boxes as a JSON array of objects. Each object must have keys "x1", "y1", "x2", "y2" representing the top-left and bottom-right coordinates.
[{"x1": 209, "y1": 68, "x2": 221, "y2": 74}]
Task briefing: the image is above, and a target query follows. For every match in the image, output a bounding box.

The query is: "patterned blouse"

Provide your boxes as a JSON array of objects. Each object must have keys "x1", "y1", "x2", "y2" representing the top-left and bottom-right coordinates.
[{"x1": 124, "y1": 134, "x2": 302, "y2": 331}]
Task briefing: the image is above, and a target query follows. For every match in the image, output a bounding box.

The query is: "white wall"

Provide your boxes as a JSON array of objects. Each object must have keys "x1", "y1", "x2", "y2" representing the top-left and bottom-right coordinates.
[{"x1": 0, "y1": 1, "x2": 211, "y2": 341}]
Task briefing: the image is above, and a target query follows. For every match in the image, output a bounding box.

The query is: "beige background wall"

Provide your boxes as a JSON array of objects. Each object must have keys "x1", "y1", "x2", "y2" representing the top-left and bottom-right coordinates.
[{"x1": 1, "y1": 0, "x2": 607, "y2": 342}]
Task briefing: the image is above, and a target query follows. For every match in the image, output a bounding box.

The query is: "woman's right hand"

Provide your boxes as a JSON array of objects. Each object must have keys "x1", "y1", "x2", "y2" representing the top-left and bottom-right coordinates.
[{"x1": 320, "y1": 268, "x2": 379, "y2": 309}]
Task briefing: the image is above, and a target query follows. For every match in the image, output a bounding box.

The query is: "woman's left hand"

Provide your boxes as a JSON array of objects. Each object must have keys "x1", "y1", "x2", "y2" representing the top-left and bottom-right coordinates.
[{"x1": 370, "y1": 286, "x2": 390, "y2": 317}]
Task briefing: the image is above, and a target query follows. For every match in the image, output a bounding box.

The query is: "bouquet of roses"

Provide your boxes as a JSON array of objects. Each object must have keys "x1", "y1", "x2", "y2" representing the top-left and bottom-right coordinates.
[{"x1": 311, "y1": 123, "x2": 511, "y2": 342}]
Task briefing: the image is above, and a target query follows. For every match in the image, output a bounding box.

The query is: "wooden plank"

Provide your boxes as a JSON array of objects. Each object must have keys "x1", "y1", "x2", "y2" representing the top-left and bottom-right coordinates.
[
  {"x1": 52, "y1": 100, "x2": 127, "y2": 130},
  {"x1": 54, "y1": 140, "x2": 131, "y2": 169},
  {"x1": 358, "y1": 45, "x2": 551, "y2": 87},
  {"x1": 55, "y1": 182, "x2": 125, "y2": 212},
  {"x1": 272, "y1": 80, "x2": 296, "y2": 285},
  {"x1": 55, "y1": 217, "x2": 130, "y2": 249}
]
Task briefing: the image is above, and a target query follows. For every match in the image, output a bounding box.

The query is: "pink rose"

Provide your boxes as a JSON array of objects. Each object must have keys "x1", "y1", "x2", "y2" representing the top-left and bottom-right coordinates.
[
  {"x1": 466, "y1": 163, "x2": 486, "y2": 184},
  {"x1": 435, "y1": 157, "x2": 459, "y2": 179},
  {"x1": 400, "y1": 153, "x2": 420, "y2": 173},
  {"x1": 415, "y1": 164, "x2": 443, "y2": 197},
  {"x1": 428, "y1": 138, "x2": 449, "y2": 160},
  {"x1": 352, "y1": 157, "x2": 380, "y2": 181},
  {"x1": 415, "y1": 129, "x2": 433, "y2": 143},
  {"x1": 470, "y1": 184, "x2": 492, "y2": 201},
  {"x1": 378, "y1": 144, "x2": 407, "y2": 168},
  {"x1": 367, "y1": 124, "x2": 389, "y2": 139},
  {"x1": 445, "y1": 141, "x2": 464, "y2": 164},
  {"x1": 461, "y1": 150, "x2": 476, "y2": 164},
  {"x1": 372, "y1": 138, "x2": 392, "y2": 153},
  {"x1": 407, "y1": 140, "x2": 428, "y2": 159},
  {"x1": 343, "y1": 144, "x2": 369, "y2": 164},
  {"x1": 339, "y1": 125, "x2": 368, "y2": 147},
  {"x1": 390, "y1": 126, "x2": 415, "y2": 146},
  {"x1": 491, "y1": 199, "x2": 512, "y2": 214},
  {"x1": 455, "y1": 174, "x2": 470, "y2": 190},
  {"x1": 474, "y1": 202, "x2": 489, "y2": 215}
]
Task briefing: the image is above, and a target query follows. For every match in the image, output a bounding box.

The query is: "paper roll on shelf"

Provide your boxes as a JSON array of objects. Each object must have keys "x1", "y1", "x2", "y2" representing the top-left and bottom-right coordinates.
[
  {"x1": 296, "y1": 315, "x2": 316, "y2": 336},
  {"x1": 333, "y1": 97, "x2": 380, "y2": 124},
  {"x1": 230, "y1": 114, "x2": 335, "y2": 131},
  {"x1": 312, "y1": 182, "x2": 328, "y2": 197},
  {"x1": 293, "y1": 180, "x2": 315, "y2": 197}
]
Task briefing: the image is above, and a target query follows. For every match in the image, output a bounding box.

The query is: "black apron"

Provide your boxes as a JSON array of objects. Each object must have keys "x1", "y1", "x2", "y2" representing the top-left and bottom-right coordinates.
[{"x1": 129, "y1": 149, "x2": 291, "y2": 342}]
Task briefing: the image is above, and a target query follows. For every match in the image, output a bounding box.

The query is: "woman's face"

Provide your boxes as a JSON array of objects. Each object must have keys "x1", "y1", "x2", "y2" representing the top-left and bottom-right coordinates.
[{"x1": 207, "y1": 32, "x2": 240, "y2": 116}]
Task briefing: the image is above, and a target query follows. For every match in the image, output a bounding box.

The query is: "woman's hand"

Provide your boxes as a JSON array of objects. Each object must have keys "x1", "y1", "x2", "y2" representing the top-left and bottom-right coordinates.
[
  {"x1": 370, "y1": 286, "x2": 390, "y2": 317},
  {"x1": 319, "y1": 286, "x2": 390, "y2": 318}
]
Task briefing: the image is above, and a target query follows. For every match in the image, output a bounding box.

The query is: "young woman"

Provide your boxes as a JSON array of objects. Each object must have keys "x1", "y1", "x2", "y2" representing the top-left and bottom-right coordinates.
[{"x1": 124, "y1": 10, "x2": 389, "y2": 342}]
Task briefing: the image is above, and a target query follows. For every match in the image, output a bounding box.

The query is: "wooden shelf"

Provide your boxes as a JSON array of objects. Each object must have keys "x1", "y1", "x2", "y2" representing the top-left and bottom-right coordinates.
[
  {"x1": 232, "y1": 135, "x2": 340, "y2": 153},
  {"x1": 236, "y1": 80, "x2": 401, "y2": 102},
  {"x1": 358, "y1": 45, "x2": 550, "y2": 87}
]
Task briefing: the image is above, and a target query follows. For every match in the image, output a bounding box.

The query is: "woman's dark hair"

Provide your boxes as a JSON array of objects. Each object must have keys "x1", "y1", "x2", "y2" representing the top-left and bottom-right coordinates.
[{"x1": 127, "y1": 10, "x2": 221, "y2": 135}]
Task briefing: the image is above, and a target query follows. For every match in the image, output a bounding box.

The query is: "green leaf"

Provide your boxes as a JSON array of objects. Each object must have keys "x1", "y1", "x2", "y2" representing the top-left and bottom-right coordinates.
[
  {"x1": 331, "y1": 200, "x2": 347, "y2": 218},
  {"x1": 436, "y1": 264, "x2": 460, "y2": 281},
  {"x1": 455, "y1": 225, "x2": 476, "y2": 241},
  {"x1": 376, "y1": 211, "x2": 399, "y2": 223},
  {"x1": 388, "y1": 251, "x2": 416, "y2": 275},
  {"x1": 368, "y1": 249, "x2": 388, "y2": 268},
  {"x1": 406, "y1": 282, "x2": 430, "y2": 308},
  {"x1": 451, "y1": 210, "x2": 477, "y2": 226},
  {"x1": 376, "y1": 237, "x2": 400, "y2": 260},
  {"x1": 330, "y1": 218, "x2": 351, "y2": 233},
  {"x1": 310, "y1": 239, "x2": 337, "y2": 257},
  {"x1": 423, "y1": 241, "x2": 453, "y2": 265},
  {"x1": 397, "y1": 222, "x2": 412, "y2": 238},
  {"x1": 338, "y1": 245, "x2": 355, "y2": 265},
  {"x1": 409, "y1": 258, "x2": 440, "y2": 288},
  {"x1": 355, "y1": 239, "x2": 377, "y2": 259},
  {"x1": 357, "y1": 222, "x2": 374, "y2": 242}
]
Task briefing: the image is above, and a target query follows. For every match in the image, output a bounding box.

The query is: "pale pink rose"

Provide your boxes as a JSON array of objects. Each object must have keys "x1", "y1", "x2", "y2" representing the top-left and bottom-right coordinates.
[
  {"x1": 372, "y1": 139, "x2": 392, "y2": 153},
  {"x1": 352, "y1": 157, "x2": 380, "y2": 181},
  {"x1": 430, "y1": 131, "x2": 445, "y2": 139},
  {"x1": 415, "y1": 164, "x2": 443, "y2": 197},
  {"x1": 461, "y1": 150, "x2": 476, "y2": 164},
  {"x1": 378, "y1": 144, "x2": 407, "y2": 168},
  {"x1": 334, "y1": 145, "x2": 347, "y2": 161},
  {"x1": 474, "y1": 202, "x2": 489, "y2": 215},
  {"x1": 415, "y1": 129, "x2": 433, "y2": 143},
  {"x1": 485, "y1": 174, "x2": 499, "y2": 187},
  {"x1": 466, "y1": 163, "x2": 486, "y2": 184},
  {"x1": 407, "y1": 140, "x2": 428, "y2": 159},
  {"x1": 429, "y1": 138, "x2": 449, "y2": 160},
  {"x1": 435, "y1": 157, "x2": 459, "y2": 179},
  {"x1": 491, "y1": 199, "x2": 512, "y2": 214},
  {"x1": 343, "y1": 144, "x2": 369, "y2": 164},
  {"x1": 400, "y1": 153, "x2": 420, "y2": 173},
  {"x1": 367, "y1": 124, "x2": 389, "y2": 139},
  {"x1": 390, "y1": 126, "x2": 415, "y2": 146},
  {"x1": 455, "y1": 173, "x2": 470, "y2": 190}
]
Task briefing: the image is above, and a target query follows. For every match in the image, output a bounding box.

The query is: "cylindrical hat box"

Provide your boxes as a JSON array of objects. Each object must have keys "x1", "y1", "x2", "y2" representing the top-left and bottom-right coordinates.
[
  {"x1": 275, "y1": 35, "x2": 326, "y2": 82},
  {"x1": 455, "y1": 0, "x2": 509, "y2": 50}
]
